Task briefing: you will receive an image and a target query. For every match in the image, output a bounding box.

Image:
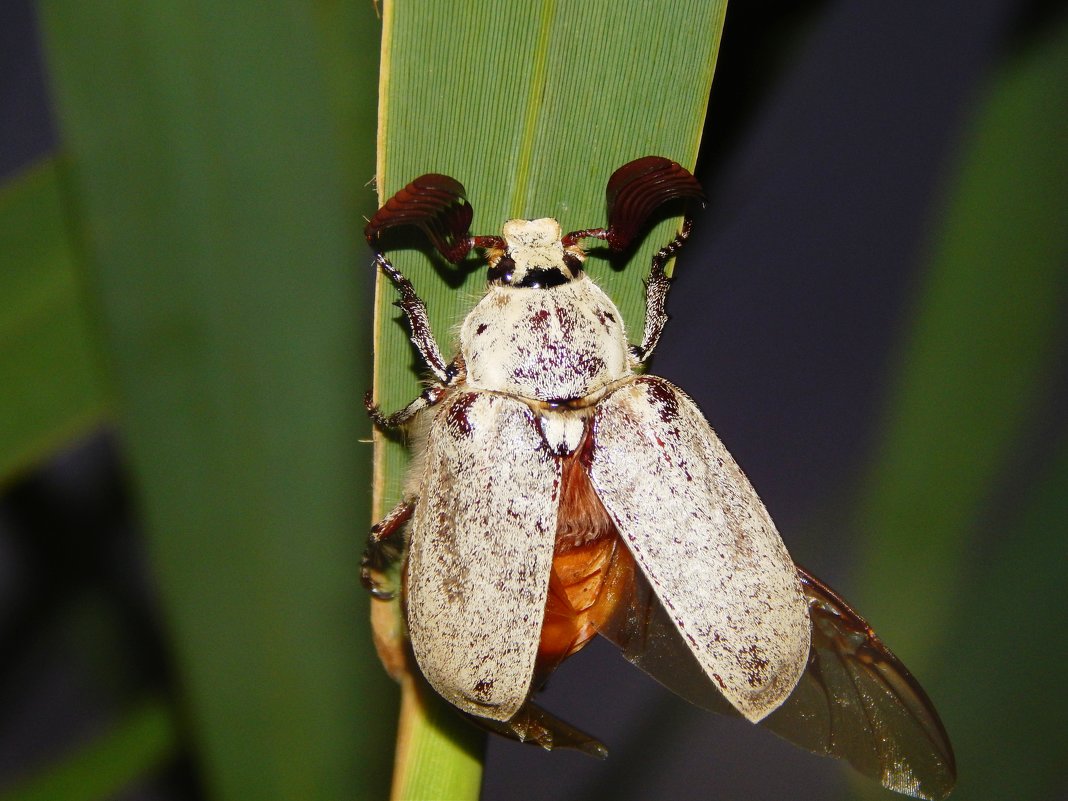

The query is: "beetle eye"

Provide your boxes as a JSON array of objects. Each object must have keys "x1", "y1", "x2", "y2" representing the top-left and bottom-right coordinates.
[
  {"x1": 562, "y1": 252, "x2": 584, "y2": 276},
  {"x1": 488, "y1": 255, "x2": 516, "y2": 284}
]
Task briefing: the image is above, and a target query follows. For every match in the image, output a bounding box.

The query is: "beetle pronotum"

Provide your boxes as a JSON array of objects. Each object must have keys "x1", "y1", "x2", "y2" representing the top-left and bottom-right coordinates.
[{"x1": 362, "y1": 157, "x2": 955, "y2": 799}]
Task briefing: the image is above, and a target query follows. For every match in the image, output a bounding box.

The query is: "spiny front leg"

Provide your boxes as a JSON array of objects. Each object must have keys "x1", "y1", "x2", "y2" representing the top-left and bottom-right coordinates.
[
  {"x1": 630, "y1": 215, "x2": 695, "y2": 366},
  {"x1": 365, "y1": 384, "x2": 449, "y2": 430},
  {"x1": 361, "y1": 498, "x2": 415, "y2": 601},
  {"x1": 374, "y1": 252, "x2": 452, "y2": 383}
]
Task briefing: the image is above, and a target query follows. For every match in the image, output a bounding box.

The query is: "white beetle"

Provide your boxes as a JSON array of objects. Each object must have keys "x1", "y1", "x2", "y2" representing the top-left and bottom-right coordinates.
[{"x1": 363, "y1": 157, "x2": 955, "y2": 800}]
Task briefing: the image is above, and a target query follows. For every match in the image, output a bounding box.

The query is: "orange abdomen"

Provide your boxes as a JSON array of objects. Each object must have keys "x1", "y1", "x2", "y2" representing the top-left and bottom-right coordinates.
[{"x1": 535, "y1": 441, "x2": 636, "y2": 683}]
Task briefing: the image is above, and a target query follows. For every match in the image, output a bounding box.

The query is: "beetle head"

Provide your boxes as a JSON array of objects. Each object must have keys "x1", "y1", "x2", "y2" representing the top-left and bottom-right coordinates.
[{"x1": 483, "y1": 218, "x2": 586, "y2": 289}]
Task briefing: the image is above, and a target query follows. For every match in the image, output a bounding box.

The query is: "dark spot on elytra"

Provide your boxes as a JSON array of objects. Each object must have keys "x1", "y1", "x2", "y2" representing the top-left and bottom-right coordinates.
[
  {"x1": 445, "y1": 393, "x2": 478, "y2": 436},
  {"x1": 595, "y1": 308, "x2": 617, "y2": 332},
  {"x1": 737, "y1": 643, "x2": 771, "y2": 687},
  {"x1": 473, "y1": 678, "x2": 495, "y2": 698},
  {"x1": 578, "y1": 427, "x2": 599, "y2": 470},
  {"x1": 638, "y1": 376, "x2": 680, "y2": 423},
  {"x1": 475, "y1": 322, "x2": 489, "y2": 335}
]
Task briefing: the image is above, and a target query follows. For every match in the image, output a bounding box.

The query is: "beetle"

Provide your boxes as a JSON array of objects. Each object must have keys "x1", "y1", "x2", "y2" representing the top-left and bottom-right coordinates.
[{"x1": 361, "y1": 156, "x2": 956, "y2": 800}]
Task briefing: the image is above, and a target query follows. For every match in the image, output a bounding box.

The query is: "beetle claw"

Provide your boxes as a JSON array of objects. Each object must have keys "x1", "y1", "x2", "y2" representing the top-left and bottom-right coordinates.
[
  {"x1": 359, "y1": 561, "x2": 397, "y2": 600},
  {"x1": 465, "y1": 701, "x2": 608, "y2": 759},
  {"x1": 361, "y1": 535, "x2": 403, "y2": 600}
]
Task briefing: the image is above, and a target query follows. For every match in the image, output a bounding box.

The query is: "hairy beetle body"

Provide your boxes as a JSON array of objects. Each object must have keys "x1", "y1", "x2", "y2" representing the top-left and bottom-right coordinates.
[
  {"x1": 362, "y1": 157, "x2": 956, "y2": 799},
  {"x1": 460, "y1": 274, "x2": 630, "y2": 402}
]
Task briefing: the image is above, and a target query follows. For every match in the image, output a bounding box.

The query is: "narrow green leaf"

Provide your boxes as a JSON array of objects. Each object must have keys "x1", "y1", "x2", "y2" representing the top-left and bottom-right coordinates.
[
  {"x1": 374, "y1": 0, "x2": 728, "y2": 509},
  {"x1": 371, "y1": 3, "x2": 727, "y2": 797},
  {"x1": 0, "y1": 161, "x2": 107, "y2": 485},
  {"x1": 392, "y1": 676, "x2": 485, "y2": 801},
  {"x1": 0, "y1": 698, "x2": 176, "y2": 801},
  {"x1": 37, "y1": 3, "x2": 391, "y2": 800}
]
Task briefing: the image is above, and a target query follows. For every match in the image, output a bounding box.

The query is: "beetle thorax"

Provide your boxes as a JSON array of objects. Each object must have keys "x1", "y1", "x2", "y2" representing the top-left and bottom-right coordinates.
[{"x1": 460, "y1": 262, "x2": 632, "y2": 402}]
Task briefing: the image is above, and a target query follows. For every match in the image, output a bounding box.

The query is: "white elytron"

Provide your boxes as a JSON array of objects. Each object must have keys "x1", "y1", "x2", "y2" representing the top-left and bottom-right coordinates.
[{"x1": 362, "y1": 158, "x2": 955, "y2": 800}]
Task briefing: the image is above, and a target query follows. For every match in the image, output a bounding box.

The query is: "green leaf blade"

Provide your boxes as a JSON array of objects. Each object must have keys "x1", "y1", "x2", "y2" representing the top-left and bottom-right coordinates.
[
  {"x1": 372, "y1": 3, "x2": 727, "y2": 797},
  {"x1": 0, "y1": 162, "x2": 108, "y2": 485},
  {"x1": 37, "y1": 2, "x2": 392, "y2": 799},
  {"x1": 851, "y1": 18, "x2": 1068, "y2": 801}
]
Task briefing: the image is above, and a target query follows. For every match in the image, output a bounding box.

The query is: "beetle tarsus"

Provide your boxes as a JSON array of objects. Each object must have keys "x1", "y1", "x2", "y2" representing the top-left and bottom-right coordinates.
[
  {"x1": 361, "y1": 499, "x2": 414, "y2": 599},
  {"x1": 373, "y1": 252, "x2": 451, "y2": 383},
  {"x1": 631, "y1": 214, "x2": 696, "y2": 365},
  {"x1": 360, "y1": 538, "x2": 401, "y2": 600},
  {"x1": 365, "y1": 385, "x2": 447, "y2": 429}
]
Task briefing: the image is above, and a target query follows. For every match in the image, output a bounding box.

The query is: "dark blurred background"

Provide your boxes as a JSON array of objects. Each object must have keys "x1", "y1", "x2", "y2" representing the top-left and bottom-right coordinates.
[
  {"x1": 483, "y1": 3, "x2": 1068, "y2": 800},
  {"x1": 3, "y1": 1, "x2": 1066, "y2": 800}
]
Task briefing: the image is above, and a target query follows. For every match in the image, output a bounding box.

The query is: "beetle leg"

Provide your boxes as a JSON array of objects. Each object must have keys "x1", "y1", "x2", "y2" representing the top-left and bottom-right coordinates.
[
  {"x1": 361, "y1": 498, "x2": 414, "y2": 600},
  {"x1": 374, "y1": 252, "x2": 452, "y2": 383},
  {"x1": 629, "y1": 215, "x2": 695, "y2": 366},
  {"x1": 364, "y1": 384, "x2": 448, "y2": 430},
  {"x1": 463, "y1": 701, "x2": 608, "y2": 759}
]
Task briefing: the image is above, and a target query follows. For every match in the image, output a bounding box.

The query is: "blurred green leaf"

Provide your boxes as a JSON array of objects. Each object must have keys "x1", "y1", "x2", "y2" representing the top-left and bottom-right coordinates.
[
  {"x1": 372, "y1": 2, "x2": 727, "y2": 797},
  {"x1": 0, "y1": 161, "x2": 107, "y2": 486},
  {"x1": 36, "y1": 2, "x2": 391, "y2": 800},
  {"x1": 856, "y1": 21, "x2": 1068, "y2": 657},
  {"x1": 0, "y1": 698, "x2": 175, "y2": 801},
  {"x1": 854, "y1": 17, "x2": 1068, "y2": 801},
  {"x1": 936, "y1": 433, "x2": 1068, "y2": 800}
]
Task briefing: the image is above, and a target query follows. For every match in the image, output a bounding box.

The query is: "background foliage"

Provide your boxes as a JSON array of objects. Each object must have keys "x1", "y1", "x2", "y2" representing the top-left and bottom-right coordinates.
[{"x1": 0, "y1": 2, "x2": 1065, "y2": 800}]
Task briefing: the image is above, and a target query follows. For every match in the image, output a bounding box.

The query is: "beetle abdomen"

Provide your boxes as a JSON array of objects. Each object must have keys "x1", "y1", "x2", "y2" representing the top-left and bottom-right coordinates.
[{"x1": 536, "y1": 439, "x2": 634, "y2": 682}]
